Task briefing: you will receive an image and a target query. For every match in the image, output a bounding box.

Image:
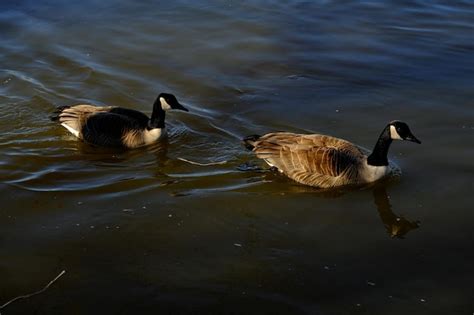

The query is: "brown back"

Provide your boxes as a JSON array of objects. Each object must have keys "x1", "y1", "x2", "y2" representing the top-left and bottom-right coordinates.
[{"x1": 252, "y1": 133, "x2": 367, "y2": 188}]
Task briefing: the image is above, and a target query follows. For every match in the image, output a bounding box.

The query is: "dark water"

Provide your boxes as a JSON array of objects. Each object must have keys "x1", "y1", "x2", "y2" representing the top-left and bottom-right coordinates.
[{"x1": 1, "y1": 0, "x2": 473, "y2": 314}]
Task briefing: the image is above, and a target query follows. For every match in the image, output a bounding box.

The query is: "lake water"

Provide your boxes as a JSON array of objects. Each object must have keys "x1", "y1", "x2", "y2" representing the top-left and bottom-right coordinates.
[{"x1": 0, "y1": 0, "x2": 473, "y2": 314}]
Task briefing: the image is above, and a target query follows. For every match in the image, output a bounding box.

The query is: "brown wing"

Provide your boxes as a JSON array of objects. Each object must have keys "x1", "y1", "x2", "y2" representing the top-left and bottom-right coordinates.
[
  {"x1": 252, "y1": 133, "x2": 366, "y2": 188},
  {"x1": 57, "y1": 105, "x2": 114, "y2": 138}
]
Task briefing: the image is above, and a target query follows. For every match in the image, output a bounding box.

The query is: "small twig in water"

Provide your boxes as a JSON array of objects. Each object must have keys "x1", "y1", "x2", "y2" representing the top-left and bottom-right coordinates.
[
  {"x1": 178, "y1": 157, "x2": 227, "y2": 166},
  {"x1": 0, "y1": 270, "x2": 66, "y2": 313}
]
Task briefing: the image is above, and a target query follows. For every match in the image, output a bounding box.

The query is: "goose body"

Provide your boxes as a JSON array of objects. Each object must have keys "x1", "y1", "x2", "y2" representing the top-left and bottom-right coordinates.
[
  {"x1": 52, "y1": 93, "x2": 188, "y2": 148},
  {"x1": 243, "y1": 121, "x2": 421, "y2": 188}
]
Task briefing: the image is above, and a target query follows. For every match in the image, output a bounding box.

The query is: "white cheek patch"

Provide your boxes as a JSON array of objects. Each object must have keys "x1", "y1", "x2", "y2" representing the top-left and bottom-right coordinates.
[
  {"x1": 390, "y1": 125, "x2": 403, "y2": 140},
  {"x1": 160, "y1": 97, "x2": 172, "y2": 111}
]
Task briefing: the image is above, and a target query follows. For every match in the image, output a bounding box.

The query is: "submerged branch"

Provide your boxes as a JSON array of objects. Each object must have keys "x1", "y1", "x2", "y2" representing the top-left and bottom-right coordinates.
[{"x1": 0, "y1": 270, "x2": 66, "y2": 313}]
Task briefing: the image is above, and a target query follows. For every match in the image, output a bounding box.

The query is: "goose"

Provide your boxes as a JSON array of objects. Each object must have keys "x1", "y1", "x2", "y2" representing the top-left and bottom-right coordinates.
[
  {"x1": 243, "y1": 121, "x2": 421, "y2": 188},
  {"x1": 52, "y1": 93, "x2": 188, "y2": 148}
]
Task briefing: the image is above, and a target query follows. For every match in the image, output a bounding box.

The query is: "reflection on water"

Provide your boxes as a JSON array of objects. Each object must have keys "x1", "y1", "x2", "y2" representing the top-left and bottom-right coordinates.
[
  {"x1": 373, "y1": 184, "x2": 420, "y2": 239},
  {"x1": 240, "y1": 165, "x2": 420, "y2": 239}
]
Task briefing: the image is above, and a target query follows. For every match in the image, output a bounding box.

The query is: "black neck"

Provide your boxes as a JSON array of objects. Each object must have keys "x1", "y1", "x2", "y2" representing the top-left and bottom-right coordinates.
[
  {"x1": 149, "y1": 98, "x2": 165, "y2": 129},
  {"x1": 367, "y1": 125, "x2": 392, "y2": 166}
]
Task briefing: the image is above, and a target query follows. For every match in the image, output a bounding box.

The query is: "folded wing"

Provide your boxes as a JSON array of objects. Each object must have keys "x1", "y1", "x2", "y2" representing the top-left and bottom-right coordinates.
[{"x1": 252, "y1": 133, "x2": 365, "y2": 188}]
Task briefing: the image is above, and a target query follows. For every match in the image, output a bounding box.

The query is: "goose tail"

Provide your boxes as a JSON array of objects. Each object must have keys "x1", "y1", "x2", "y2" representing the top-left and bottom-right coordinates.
[
  {"x1": 50, "y1": 105, "x2": 71, "y2": 121},
  {"x1": 242, "y1": 134, "x2": 261, "y2": 151}
]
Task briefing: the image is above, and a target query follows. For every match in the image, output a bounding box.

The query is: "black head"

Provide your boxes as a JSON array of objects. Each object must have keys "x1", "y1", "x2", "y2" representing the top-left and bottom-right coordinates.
[
  {"x1": 157, "y1": 93, "x2": 188, "y2": 112},
  {"x1": 389, "y1": 121, "x2": 421, "y2": 144}
]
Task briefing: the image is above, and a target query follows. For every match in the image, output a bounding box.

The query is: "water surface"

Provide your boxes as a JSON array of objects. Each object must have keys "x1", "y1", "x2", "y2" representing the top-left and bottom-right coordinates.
[{"x1": 1, "y1": 1, "x2": 473, "y2": 314}]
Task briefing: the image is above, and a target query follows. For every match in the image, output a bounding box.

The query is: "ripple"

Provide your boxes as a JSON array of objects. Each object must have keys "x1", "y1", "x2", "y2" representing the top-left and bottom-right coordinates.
[{"x1": 0, "y1": 1, "x2": 473, "y2": 313}]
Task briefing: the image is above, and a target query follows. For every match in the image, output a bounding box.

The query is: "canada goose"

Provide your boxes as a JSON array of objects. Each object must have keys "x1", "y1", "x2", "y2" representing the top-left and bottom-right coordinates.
[
  {"x1": 52, "y1": 93, "x2": 188, "y2": 148},
  {"x1": 243, "y1": 121, "x2": 421, "y2": 188}
]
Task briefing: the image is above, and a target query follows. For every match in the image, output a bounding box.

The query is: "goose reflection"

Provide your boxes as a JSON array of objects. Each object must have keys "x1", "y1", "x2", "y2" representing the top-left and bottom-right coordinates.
[
  {"x1": 313, "y1": 182, "x2": 421, "y2": 239},
  {"x1": 244, "y1": 167, "x2": 420, "y2": 238},
  {"x1": 372, "y1": 184, "x2": 420, "y2": 238},
  {"x1": 73, "y1": 133, "x2": 170, "y2": 165}
]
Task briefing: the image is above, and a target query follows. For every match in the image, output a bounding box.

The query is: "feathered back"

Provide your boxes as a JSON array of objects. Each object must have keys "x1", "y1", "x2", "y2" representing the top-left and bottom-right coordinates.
[
  {"x1": 54, "y1": 105, "x2": 113, "y2": 138},
  {"x1": 248, "y1": 132, "x2": 367, "y2": 188}
]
